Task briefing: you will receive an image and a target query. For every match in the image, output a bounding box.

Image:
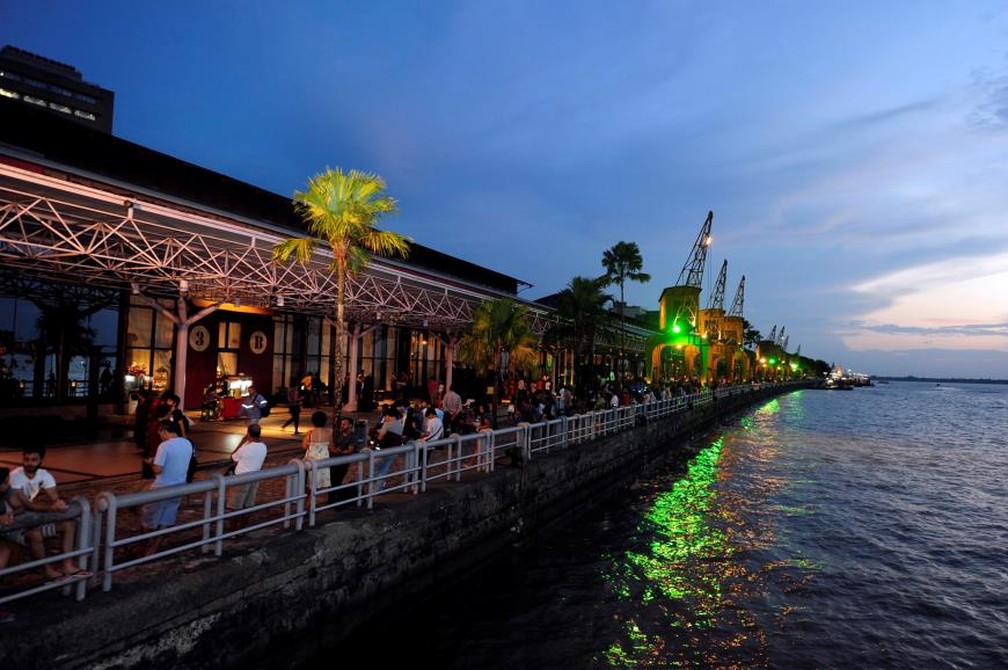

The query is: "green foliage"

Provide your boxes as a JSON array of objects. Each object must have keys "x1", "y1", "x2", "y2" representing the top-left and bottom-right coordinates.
[
  {"x1": 600, "y1": 241, "x2": 651, "y2": 301},
  {"x1": 458, "y1": 298, "x2": 537, "y2": 377},
  {"x1": 272, "y1": 167, "x2": 410, "y2": 406},
  {"x1": 545, "y1": 276, "x2": 613, "y2": 353},
  {"x1": 272, "y1": 167, "x2": 410, "y2": 273},
  {"x1": 742, "y1": 319, "x2": 761, "y2": 350}
]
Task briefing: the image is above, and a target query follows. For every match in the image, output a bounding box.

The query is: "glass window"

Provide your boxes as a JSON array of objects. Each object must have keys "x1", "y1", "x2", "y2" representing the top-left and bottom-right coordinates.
[
  {"x1": 217, "y1": 352, "x2": 237, "y2": 378},
  {"x1": 154, "y1": 311, "x2": 174, "y2": 348},
  {"x1": 218, "y1": 321, "x2": 241, "y2": 349},
  {"x1": 0, "y1": 87, "x2": 18, "y2": 99},
  {"x1": 152, "y1": 351, "x2": 171, "y2": 391},
  {"x1": 306, "y1": 318, "x2": 320, "y2": 357},
  {"x1": 128, "y1": 308, "x2": 153, "y2": 348},
  {"x1": 73, "y1": 109, "x2": 96, "y2": 120},
  {"x1": 23, "y1": 95, "x2": 47, "y2": 107}
]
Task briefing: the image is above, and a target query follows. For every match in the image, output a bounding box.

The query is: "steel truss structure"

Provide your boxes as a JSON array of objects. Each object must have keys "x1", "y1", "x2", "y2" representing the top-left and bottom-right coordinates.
[{"x1": 0, "y1": 158, "x2": 563, "y2": 336}]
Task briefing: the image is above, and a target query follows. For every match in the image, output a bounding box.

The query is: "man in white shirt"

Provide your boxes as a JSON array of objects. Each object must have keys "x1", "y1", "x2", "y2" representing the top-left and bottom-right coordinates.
[
  {"x1": 419, "y1": 407, "x2": 444, "y2": 446},
  {"x1": 226, "y1": 423, "x2": 268, "y2": 529},
  {"x1": 8, "y1": 447, "x2": 89, "y2": 580},
  {"x1": 10, "y1": 446, "x2": 59, "y2": 504}
]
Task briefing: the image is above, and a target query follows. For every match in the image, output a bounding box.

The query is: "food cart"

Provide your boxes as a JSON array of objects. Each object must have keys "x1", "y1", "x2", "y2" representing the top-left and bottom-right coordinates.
[{"x1": 219, "y1": 375, "x2": 254, "y2": 420}]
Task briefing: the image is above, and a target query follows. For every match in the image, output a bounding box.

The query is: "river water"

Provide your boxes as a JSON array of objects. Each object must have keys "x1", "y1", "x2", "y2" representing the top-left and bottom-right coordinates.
[{"x1": 327, "y1": 381, "x2": 1008, "y2": 669}]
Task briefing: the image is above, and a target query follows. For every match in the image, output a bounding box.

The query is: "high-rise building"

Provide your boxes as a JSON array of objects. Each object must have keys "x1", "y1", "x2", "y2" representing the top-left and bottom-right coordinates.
[{"x1": 0, "y1": 45, "x2": 114, "y2": 133}]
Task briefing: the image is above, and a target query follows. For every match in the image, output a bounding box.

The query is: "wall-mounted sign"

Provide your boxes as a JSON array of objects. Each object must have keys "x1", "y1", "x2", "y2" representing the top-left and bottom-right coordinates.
[
  {"x1": 249, "y1": 330, "x2": 269, "y2": 355},
  {"x1": 189, "y1": 325, "x2": 211, "y2": 352}
]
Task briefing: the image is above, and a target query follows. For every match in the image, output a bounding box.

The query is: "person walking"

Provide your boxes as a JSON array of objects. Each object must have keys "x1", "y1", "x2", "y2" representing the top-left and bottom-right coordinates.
[{"x1": 281, "y1": 383, "x2": 302, "y2": 434}]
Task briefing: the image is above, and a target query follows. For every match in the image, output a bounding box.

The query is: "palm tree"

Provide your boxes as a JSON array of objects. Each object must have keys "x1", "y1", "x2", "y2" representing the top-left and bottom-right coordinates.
[
  {"x1": 600, "y1": 241, "x2": 650, "y2": 381},
  {"x1": 544, "y1": 276, "x2": 613, "y2": 396},
  {"x1": 272, "y1": 167, "x2": 410, "y2": 408},
  {"x1": 743, "y1": 319, "x2": 762, "y2": 350},
  {"x1": 457, "y1": 298, "x2": 537, "y2": 427}
]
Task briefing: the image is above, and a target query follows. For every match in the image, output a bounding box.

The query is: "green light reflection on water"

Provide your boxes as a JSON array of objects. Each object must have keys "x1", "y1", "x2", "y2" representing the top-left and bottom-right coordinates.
[
  {"x1": 602, "y1": 396, "x2": 789, "y2": 668},
  {"x1": 603, "y1": 436, "x2": 727, "y2": 666}
]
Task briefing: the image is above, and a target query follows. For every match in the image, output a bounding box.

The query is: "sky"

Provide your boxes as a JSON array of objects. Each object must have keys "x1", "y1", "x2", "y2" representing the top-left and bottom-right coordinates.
[{"x1": 3, "y1": 1, "x2": 1007, "y2": 379}]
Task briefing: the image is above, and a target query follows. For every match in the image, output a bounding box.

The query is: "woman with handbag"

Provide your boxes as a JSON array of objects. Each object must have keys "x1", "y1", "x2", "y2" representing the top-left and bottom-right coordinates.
[{"x1": 302, "y1": 411, "x2": 332, "y2": 501}]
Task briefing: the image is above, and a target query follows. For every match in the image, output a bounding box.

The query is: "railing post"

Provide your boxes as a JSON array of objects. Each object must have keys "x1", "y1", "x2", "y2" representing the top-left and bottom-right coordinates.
[
  {"x1": 307, "y1": 460, "x2": 317, "y2": 527},
  {"x1": 97, "y1": 492, "x2": 117, "y2": 592},
  {"x1": 72, "y1": 496, "x2": 92, "y2": 601},
  {"x1": 212, "y1": 473, "x2": 226, "y2": 556}
]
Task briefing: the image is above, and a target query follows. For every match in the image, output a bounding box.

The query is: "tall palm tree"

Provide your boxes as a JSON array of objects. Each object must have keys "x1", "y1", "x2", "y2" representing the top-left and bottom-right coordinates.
[
  {"x1": 458, "y1": 298, "x2": 537, "y2": 427},
  {"x1": 272, "y1": 167, "x2": 410, "y2": 408},
  {"x1": 742, "y1": 319, "x2": 762, "y2": 351},
  {"x1": 600, "y1": 241, "x2": 650, "y2": 381},
  {"x1": 545, "y1": 276, "x2": 613, "y2": 396}
]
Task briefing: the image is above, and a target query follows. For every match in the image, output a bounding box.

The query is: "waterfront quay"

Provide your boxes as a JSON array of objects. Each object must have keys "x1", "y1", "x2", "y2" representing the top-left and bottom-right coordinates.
[{"x1": 0, "y1": 381, "x2": 810, "y2": 669}]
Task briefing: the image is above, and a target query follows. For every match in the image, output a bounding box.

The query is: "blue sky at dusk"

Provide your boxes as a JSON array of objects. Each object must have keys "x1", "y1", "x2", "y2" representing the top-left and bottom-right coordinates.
[{"x1": 4, "y1": 1, "x2": 1007, "y2": 379}]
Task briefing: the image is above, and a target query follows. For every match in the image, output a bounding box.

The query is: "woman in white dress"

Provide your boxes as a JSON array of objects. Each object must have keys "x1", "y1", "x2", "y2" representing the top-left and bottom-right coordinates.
[{"x1": 302, "y1": 410, "x2": 332, "y2": 499}]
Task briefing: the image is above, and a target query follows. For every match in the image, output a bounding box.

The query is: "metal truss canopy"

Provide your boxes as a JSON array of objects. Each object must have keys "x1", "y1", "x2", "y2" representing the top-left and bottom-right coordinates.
[{"x1": 0, "y1": 160, "x2": 558, "y2": 335}]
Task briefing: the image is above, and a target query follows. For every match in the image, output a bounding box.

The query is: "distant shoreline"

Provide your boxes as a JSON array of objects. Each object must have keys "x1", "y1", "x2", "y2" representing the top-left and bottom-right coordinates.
[{"x1": 875, "y1": 376, "x2": 1008, "y2": 385}]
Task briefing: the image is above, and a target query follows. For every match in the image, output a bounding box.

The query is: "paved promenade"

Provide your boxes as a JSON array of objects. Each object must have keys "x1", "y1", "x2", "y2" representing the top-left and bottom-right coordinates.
[{"x1": 0, "y1": 405, "x2": 383, "y2": 500}]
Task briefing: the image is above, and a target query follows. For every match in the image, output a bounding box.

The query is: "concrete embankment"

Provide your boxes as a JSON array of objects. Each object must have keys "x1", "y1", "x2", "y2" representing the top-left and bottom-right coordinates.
[{"x1": 6, "y1": 383, "x2": 808, "y2": 669}]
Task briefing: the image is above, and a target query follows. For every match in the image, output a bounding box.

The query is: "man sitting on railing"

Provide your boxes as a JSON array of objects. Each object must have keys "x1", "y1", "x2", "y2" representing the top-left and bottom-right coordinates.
[
  {"x1": 327, "y1": 417, "x2": 357, "y2": 505},
  {"x1": 366, "y1": 405, "x2": 405, "y2": 492},
  {"x1": 139, "y1": 420, "x2": 192, "y2": 556},
  {"x1": 0, "y1": 465, "x2": 89, "y2": 582},
  {"x1": 418, "y1": 407, "x2": 444, "y2": 444}
]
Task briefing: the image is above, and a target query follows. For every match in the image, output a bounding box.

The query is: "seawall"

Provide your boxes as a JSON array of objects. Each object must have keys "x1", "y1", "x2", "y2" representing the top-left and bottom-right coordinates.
[{"x1": 8, "y1": 383, "x2": 806, "y2": 669}]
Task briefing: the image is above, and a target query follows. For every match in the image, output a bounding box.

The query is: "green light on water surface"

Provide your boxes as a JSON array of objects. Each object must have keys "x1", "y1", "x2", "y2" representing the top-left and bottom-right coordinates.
[{"x1": 603, "y1": 436, "x2": 732, "y2": 667}]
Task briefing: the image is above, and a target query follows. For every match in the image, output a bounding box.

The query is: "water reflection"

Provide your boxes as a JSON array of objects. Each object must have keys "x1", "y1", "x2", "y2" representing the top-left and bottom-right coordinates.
[{"x1": 601, "y1": 398, "x2": 794, "y2": 668}]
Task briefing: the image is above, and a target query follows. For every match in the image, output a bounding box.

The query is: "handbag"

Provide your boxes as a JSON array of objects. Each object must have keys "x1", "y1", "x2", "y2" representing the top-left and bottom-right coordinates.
[{"x1": 186, "y1": 439, "x2": 198, "y2": 483}]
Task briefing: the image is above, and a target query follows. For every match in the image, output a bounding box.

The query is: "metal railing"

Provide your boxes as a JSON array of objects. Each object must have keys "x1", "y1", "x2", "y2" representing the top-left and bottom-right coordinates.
[{"x1": 0, "y1": 382, "x2": 784, "y2": 602}]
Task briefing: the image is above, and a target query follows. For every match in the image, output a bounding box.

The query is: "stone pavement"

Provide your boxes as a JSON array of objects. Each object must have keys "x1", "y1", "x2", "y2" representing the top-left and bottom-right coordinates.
[{"x1": 0, "y1": 404, "x2": 384, "y2": 499}]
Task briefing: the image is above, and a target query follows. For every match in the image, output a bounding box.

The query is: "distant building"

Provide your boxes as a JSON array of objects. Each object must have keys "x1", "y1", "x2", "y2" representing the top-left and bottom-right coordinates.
[{"x1": 0, "y1": 45, "x2": 114, "y2": 133}]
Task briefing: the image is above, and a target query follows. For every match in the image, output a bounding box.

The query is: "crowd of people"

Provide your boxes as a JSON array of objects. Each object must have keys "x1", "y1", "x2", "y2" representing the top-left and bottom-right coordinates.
[{"x1": 0, "y1": 372, "x2": 716, "y2": 623}]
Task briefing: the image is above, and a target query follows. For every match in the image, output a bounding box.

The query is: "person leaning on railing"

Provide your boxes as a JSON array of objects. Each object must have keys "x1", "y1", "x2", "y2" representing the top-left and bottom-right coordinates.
[
  {"x1": 225, "y1": 423, "x2": 268, "y2": 531},
  {"x1": 326, "y1": 417, "x2": 357, "y2": 505},
  {"x1": 139, "y1": 419, "x2": 193, "y2": 556}
]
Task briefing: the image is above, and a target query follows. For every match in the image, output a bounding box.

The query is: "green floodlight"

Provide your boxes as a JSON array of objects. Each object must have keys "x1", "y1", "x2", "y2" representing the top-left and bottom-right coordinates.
[
  {"x1": 768, "y1": 357, "x2": 776, "y2": 365},
  {"x1": 671, "y1": 321, "x2": 682, "y2": 334}
]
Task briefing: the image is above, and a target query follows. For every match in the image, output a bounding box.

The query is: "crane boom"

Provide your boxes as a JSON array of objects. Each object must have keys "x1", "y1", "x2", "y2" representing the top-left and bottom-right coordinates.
[
  {"x1": 728, "y1": 275, "x2": 745, "y2": 318},
  {"x1": 706, "y1": 259, "x2": 728, "y2": 310},
  {"x1": 675, "y1": 210, "x2": 713, "y2": 288}
]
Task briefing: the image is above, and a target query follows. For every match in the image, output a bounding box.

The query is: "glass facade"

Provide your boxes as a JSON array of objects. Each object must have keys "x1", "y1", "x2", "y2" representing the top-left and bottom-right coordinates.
[{"x1": 0, "y1": 293, "x2": 120, "y2": 403}]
